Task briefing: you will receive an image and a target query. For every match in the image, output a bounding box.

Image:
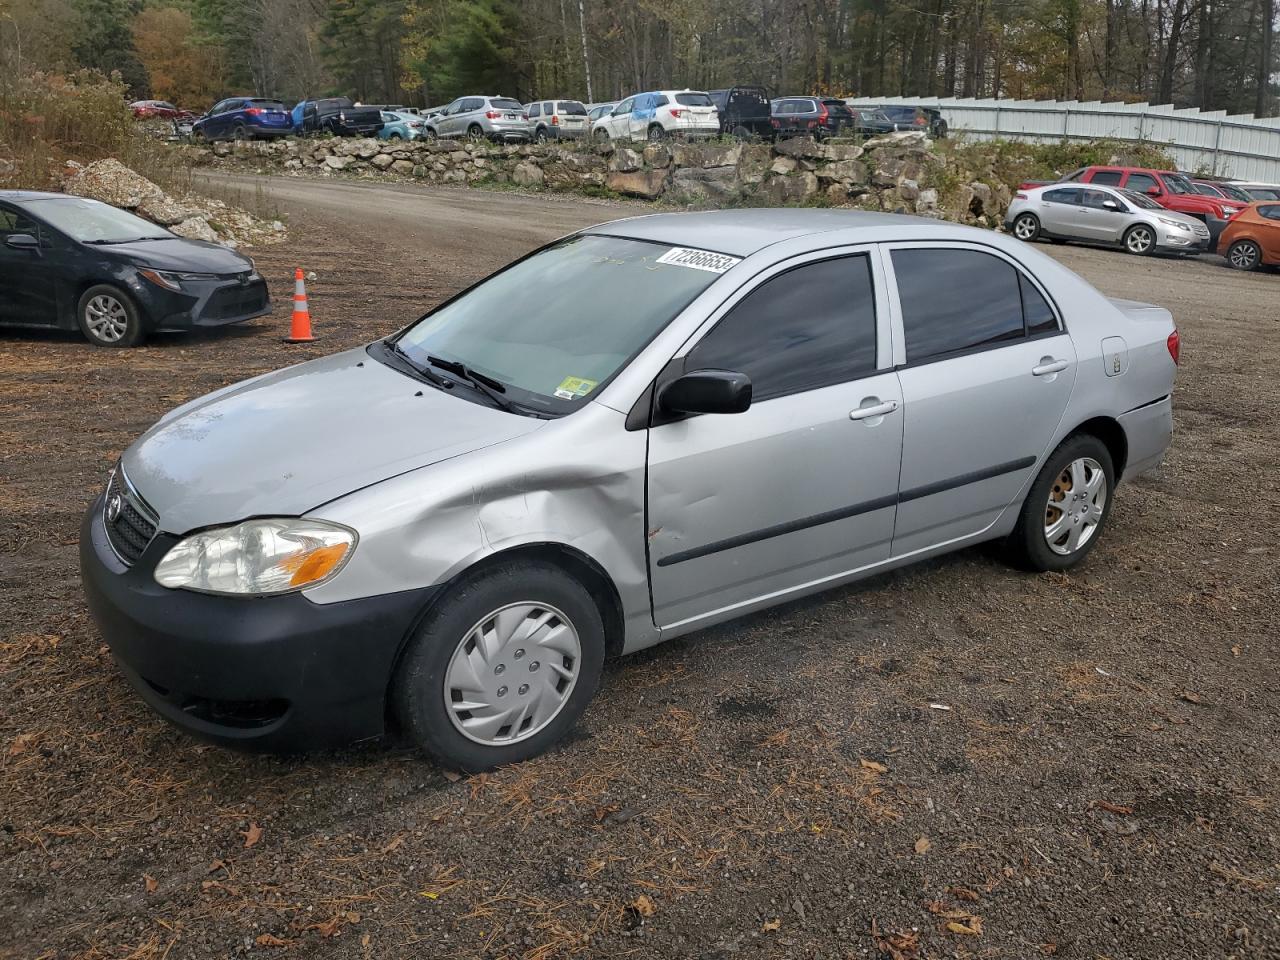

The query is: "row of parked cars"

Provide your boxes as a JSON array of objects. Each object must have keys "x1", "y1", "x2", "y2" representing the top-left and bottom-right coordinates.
[
  {"x1": 1006, "y1": 165, "x2": 1280, "y2": 270},
  {"x1": 139, "y1": 89, "x2": 945, "y2": 144}
]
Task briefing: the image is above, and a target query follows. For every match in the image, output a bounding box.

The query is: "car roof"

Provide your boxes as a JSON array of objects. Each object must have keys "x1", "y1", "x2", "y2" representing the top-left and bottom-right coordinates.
[
  {"x1": 585, "y1": 209, "x2": 963, "y2": 258},
  {"x1": 0, "y1": 190, "x2": 74, "y2": 203}
]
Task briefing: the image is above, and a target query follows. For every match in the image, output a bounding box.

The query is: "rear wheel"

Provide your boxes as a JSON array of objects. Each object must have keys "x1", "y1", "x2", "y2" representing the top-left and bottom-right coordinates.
[
  {"x1": 232, "y1": 122, "x2": 249, "y2": 142},
  {"x1": 535, "y1": 127, "x2": 550, "y2": 143},
  {"x1": 393, "y1": 561, "x2": 605, "y2": 771},
  {"x1": 1008, "y1": 434, "x2": 1114, "y2": 572},
  {"x1": 1226, "y1": 239, "x2": 1261, "y2": 271},
  {"x1": 1123, "y1": 224, "x2": 1155, "y2": 256},
  {"x1": 1012, "y1": 213, "x2": 1041, "y2": 241},
  {"x1": 647, "y1": 123, "x2": 666, "y2": 141},
  {"x1": 731, "y1": 124, "x2": 752, "y2": 140},
  {"x1": 388, "y1": 131, "x2": 403, "y2": 140},
  {"x1": 77, "y1": 285, "x2": 144, "y2": 348},
  {"x1": 466, "y1": 123, "x2": 485, "y2": 141}
]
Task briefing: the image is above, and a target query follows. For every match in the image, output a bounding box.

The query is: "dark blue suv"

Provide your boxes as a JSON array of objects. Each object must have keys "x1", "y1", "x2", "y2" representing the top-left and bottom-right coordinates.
[{"x1": 192, "y1": 98, "x2": 293, "y2": 142}]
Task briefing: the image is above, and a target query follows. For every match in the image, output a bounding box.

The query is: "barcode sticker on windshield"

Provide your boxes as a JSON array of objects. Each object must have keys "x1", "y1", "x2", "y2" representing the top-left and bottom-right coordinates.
[{"x1": 655, "y1": 247, "x2": 742, "y2": 274}]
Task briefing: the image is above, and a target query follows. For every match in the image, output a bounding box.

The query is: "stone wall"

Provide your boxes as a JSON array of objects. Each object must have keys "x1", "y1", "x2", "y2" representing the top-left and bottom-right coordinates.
[{"x1": 192, "y1": 132, "x2": 1014, "y2": 225}]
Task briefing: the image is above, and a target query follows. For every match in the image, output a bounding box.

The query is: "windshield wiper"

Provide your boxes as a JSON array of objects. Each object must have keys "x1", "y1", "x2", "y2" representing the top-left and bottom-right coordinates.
[
  {"x1": 425, "y1": 354, "x2": 522, "y2": 414},
  {"x1": 386, "y1": 340, "x2": 453, "y2": 390}
]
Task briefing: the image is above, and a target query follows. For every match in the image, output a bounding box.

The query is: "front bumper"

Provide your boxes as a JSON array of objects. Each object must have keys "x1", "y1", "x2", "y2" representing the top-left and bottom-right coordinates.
[
  {"x1": 133, "y1": 273, "x2": 272, "y2": 332},
  {"x1": 79, "y1": 493, "x2": 439, "y2": 751},
  {"x1": 1155, "y1": 230, "x2": 1210, "y2": 253}
]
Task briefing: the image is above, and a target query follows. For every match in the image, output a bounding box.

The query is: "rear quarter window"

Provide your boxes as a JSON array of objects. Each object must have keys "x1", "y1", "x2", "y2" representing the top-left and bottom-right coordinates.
[{"x1": 1089, "y1": 170, "x2": 1124, "y2": 186}]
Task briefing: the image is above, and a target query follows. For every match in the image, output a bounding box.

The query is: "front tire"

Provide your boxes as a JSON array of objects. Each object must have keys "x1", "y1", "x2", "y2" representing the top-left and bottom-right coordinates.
[
  {"x1": 1226, "y1": 239, "x2": 1261, "y2": 271},
  {"x1": 1008, "y1": 434, "x2": 1115, "y2": 572},
  {"x1": 466, "y1": 123, "x2": 485, "y2": 141},
  {"x1": 1012, "y1": 213, "x2": 1041, "y2": 241},
  {"x1": 647, "y1": 123, "x2": 666, "y2": 141},
  {"x1": 1123, "y1": 224, "x2": 1155, "y2": 256},
  {"x1": 594, "y1": 128, "x2": 610, "y2": 144},
  {"x1": 393, "y1": 562, "x2": 606, "y2": 771},
  {"x1": 78, "y1": 285, "x2": 144, "y2": 347}
]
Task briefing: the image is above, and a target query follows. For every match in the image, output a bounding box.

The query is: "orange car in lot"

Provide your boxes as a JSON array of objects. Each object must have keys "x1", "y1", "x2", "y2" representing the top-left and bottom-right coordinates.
[{"x1": 1218, "y1": 202, "x2": 1280, "y2": 271}]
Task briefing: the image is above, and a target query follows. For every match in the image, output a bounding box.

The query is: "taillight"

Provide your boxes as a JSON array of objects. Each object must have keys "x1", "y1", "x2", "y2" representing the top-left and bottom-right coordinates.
[
  {"x1": 1014, "y1": 192, "x2": 1028, "y2": 200},
  {"x1": 669, "y1": 108, "x2": 682, "y2": 118},
  {"x1": 550, "y1": 114, "x2": 558, "y2": 124},
  {"x1": 770, "y1": 118, "x2": 780, "y2": 128},
  {"x1": 1167, "y1": 329, "x2": 1180, "y2": 365},
  {"x1": 245, "y1": 107, "x2": 263, "y2": 116},
  {"x1": 914, "y1": 115, "x2": 926, "y2": 125},
  {"x1": 485, "y1": 111, "x2": 501, "y2": 119},
  {"x1": 816, "y1": 103, "x2": 829, "y2": 122}
]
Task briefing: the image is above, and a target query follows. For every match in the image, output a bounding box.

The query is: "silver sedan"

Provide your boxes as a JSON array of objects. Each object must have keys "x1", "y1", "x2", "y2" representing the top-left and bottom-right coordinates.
[
  {"x1": 81, "y1": 210, "x2": 1179, "y2": 771},
  {"x1": 1007, "y1": 183, "x2": 1210, "y2": 255}
]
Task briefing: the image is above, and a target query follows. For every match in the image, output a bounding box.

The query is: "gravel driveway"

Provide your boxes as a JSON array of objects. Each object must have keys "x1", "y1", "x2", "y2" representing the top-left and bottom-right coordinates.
[{"x1": 1, "y1": 177, "x2": 1276, "y2": 960}]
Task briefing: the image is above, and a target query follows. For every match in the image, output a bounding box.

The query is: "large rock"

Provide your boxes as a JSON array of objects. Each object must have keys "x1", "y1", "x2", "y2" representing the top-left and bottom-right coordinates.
[
  {"x1": 512, "y1": 161, "x2": 544, "y2": 187},
  {"x1": 819, "y1": 142, "x2": 864, "y2": 161},
  {"x1": 643, "y1": 143, "x2": 672, "y2": 169},
  {"x1": 609, "y1": 147, "x2": 643, "y2": 173},
  {"x1": 371, "y1": 153, "x2": 395, "y2": 169},
  {"x1": 770, "y1": 156, "x2": 798, "y2": 176},
  {"x1": 137, "y1": 195, "x2": 200, "y2": 226},
  {"x1": 772, "y1": 137, "x2": 826, "y2": 160},
  {"x1": 170, "y1": 216, "x2": 218, "y2": 243},
  {"x1": 390, "y1": 159, "x2": 416, "y2": 175},
  {"x1": 323, "y1": 155, "x2": 351, "y2": 171},
  {"x1": 819, "y1": 159, "x2": 868, "y2": 184},
  {"x1": 606, "y1": 169, "x2": 667, "y2": 198},
  {"x1": 65, "y1": 158, "x2": 163, "y2": 208},
  {"x1": 763, "y1": 172, "x2": 819, "y2": 204},
  {"x1": 863, "y1": 130, "x2": 929, "y2": 150}
]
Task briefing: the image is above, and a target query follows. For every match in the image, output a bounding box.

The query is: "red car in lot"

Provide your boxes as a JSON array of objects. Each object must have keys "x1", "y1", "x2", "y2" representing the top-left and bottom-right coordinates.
[
  {"x1": 1021, "y1": 166, "x2": 1245, "y2": 245},
  {"x1": 130, "y1": 100, "x2": 196, "y2": 122}
]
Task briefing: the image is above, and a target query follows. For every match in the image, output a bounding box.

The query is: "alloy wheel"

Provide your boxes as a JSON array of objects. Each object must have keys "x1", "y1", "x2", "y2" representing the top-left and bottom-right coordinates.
[
  {"x1": 1044, "y1": 457, "x2": 1107, "y2": 556},
  {"x1": 1228, "y1": 241, "x2": 1260, "y2": 270},
  {"x1": 444, "y1": 602, "x2": 582, "y2": 746},
  {"x1": 85, "y1": 295, "x2": 130, "y2": 343},
  {"x1": 1126, "y1": 226, "x2": 1153, "y2": 254},
  {"x1": 1013, "y1": 215, "x2": 1038, "y2": 240}
]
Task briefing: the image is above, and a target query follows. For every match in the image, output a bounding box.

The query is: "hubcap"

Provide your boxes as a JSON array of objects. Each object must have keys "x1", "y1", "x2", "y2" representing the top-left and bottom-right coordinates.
[
  {"x1": 1014, "y1": 216, "x2": 1036, "y2": 239},
  {"x1": 1128, "y1": 228, "x2": 1152, "y2": 253},
  {"x1": 1230, "y1": 243, "x2": 1258, "y2": 268},
  {"x1": 1044, "y1": 457, "x2": 1107, "y2": 556},
  {"x1": 444, "y1": 602, "x2": 581, "y2": 746},
  {"x1": 85, "y1": 295, "x2": 129, "y2": 342}
]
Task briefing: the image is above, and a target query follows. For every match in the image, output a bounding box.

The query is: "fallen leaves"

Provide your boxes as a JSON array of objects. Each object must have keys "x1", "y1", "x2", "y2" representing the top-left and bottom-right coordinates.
[
  {"x1": 913, "y1": 836, "x2": 932, "y2": 855},
  {"x1": 946, "y1": 917, "x2": 983, "y2": 936},
  {"x1": 860, "y1": 758, "x2": 889, "y2": 774},
  {"x1": 1179, "y1": 690, "x2": 1207, "y2": 705},
  {"x1": 947, "y1": 885, "x2": 980, "y2": 902},
  {"x1": 143, "y1": 874, "x2": 158, "y2": 894},
  {"x1": 306, "y1": 911, "x2": 360, "y2": 938},
  {"x1": 8, "y1": 733, "x2": 36, "y2": 757},
  {"x1": 255, "y1": 933, "x2": 292, "y2": 948},
  {"x1": 871, "y1": 919, "x2": 919, "y2": 959},
  {"x1": 926, "y1": 899, "x2": 984, "y2": 936},
  {"x1": 630, "y1": 894, "x2": 656, "y2": 918},
  {"x1": 241, "y1": 822, "x2": 263, "y2": 849},
  {"x1": 761, "y1": 918, "x2": 781, "y2": 932}
]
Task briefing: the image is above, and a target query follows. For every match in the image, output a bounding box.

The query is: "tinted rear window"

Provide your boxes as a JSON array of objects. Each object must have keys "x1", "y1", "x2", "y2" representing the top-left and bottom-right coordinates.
[
  {"x1": 249, "y1": 100, "x2": 286, "y2": 110},
  {"x1": 1090, "y1": 170, "x2": 1124, "y2": 186},
  {"x1": 317, "y1": 98, "x2": 352, "y2": 110},
  {"x1": 558, "y1": 101, "x2": 587, "y2": 115},
  {"x1": 822, "y1": 99, "x2": 853, "y2": 116},
  {"x1": 491, "y1": 98, "x2": 524, "y2": 111},
  {"x1": 675, "y1": 93, "x2": 713, "y2": 107}
]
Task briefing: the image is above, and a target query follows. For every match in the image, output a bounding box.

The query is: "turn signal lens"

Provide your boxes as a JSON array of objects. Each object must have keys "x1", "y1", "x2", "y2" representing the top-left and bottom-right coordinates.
[
  {"x1": 155, "y1": 518, "x2": 356, "y2": 595},
  {"x1": 139, "y1": 269, "x2": 182, "y2": 292},
  {"x1": 1167, "y1": 329, "x2": 1181, "y2": 365}
]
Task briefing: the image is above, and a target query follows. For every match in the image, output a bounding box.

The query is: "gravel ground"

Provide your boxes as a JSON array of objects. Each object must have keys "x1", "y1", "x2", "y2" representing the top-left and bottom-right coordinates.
[{"x1": 1, "y1": 177, "x2": 1277, "y2": 960}]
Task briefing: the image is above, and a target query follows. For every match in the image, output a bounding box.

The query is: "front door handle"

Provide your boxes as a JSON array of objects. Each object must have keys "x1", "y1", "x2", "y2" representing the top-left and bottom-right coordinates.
[
  {"x1": 849, "y1": 399, "x2": 899, "y2": 421},
  {"x1": 1032, "y1": 359, "x2": 1069, "y2": 376}
]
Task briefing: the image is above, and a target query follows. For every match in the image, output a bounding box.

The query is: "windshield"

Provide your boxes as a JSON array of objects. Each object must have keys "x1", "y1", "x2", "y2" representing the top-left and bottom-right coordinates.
[
  {"x1": 391, "y1": 235, "x2": 726, "y2": 414},
  {"x1": 1164, "y1": 174, "x2": 1192, "y2": 194},
  {"x1": 1120, "y1": 189, "x2": 1162, "y2": 209},
  {"x1": 1216, "y1": 183, "x2": 1252, "y2": 202},
  {"x1": 24, "y1": 198, "x2": 170, "y2": 243},
  {"x1": 675, "y1": 92, "x2": 713, "y2": 106}
]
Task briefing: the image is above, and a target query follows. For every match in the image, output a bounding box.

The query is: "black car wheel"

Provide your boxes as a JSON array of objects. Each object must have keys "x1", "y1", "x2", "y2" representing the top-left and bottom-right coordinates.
[
  {"x1": 392, "y1": 560, "x2": 606, "y2": 772},
  {"x1": 535, "y1": 127, "x2": 549, "y2": 143},
  {"x1": 730, "y1": 124, "x2": 752, "y2": 140},
  {"x1": 423, "y1": 127, "x2": 438, "y2": 141},
  {"x1": 647, "y1": 124, "x2": 666, "y2": 141},
  {"x1": 1226, "y1": 239, "x2": 1262, "y2": 271},
  {"x1": 78, "y1": 285, "x2": 144, "y2": 348},
  {"x1": 232, "y1": 122, "x2": 249, "y2": 141},
  {"x1": 594, "y1": 128, "x2": 610, "y2": 143}
]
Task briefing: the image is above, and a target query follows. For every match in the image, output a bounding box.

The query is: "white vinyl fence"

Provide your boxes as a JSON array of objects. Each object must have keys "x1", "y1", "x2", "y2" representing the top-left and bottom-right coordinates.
[{"x1": 847, "y1": 96, "x2": 1280, "y2": 183}]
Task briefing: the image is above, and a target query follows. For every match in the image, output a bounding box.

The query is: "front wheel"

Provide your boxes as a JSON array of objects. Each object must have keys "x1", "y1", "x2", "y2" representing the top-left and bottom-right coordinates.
[
  {"x1": 466, "y1": 123, "x2": 485, "y2": 141},
  {"x1": 594, "y1": 128, "x2": 610, "y2": 143},
  {"x1": 422, "y1": 127, "x2": 438, "y2": 141},
  {"x1": 393, "y1": 561, "x2": 606, "y2": 771},
  {"x1": 1007, "y1": 434, "x2": 1115, "y2": 572},
  {"x1": 1123, "y1": 224, "x2": 1155, "y2": 256},
  {"x1": 78, "y1": 285, "x2": 144, "y2": 347},
  {"x1": 1012, "y1": 213, "x2": 1041, "y2": 241},
  {"x1": 1226, "y1": 239, "x2": 1261, "y2": 271},
  {"x1": 647, "y1": 124, "x2": 666, "y2": 142}
]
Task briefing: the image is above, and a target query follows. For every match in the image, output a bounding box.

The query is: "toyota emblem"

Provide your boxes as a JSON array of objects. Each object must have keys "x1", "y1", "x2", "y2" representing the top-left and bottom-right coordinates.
[{"x1": 106, "y1": 494, "x2": 123, "y2": 524}]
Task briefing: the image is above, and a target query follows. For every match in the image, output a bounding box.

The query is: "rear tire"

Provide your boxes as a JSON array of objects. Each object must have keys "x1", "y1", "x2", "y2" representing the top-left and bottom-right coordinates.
[
  {"x1": 535, "y1": 127, "x2": 549, "y2": 143},
  {"x1": 1123, "y1": 224, "x2": 1155, "y2": 256},
  {"x1": 647, "y1": 123, "x2": 666, "y2": 141},
  {"x1": 1226, "y1": 239, "x2": 1261, "y2": 271},
  {"x1": 1012, "y1": 213, "x2": 1041, "y2": 241},
  {"x1": 77, "y1": 285, "x2": 145, "y2": 348},
  {"x1": 1007, "y1": 434, "x2": 1115, "y2": 572},
  {"x1": 467, "y1": 123, "x2": 485, "y2": 141},
  {"x1": 392, "y1": 562, "x2": 606, "y2": 772},
  {"x1": 232, "y1": 122, "x2": 249, "y2": 142}
]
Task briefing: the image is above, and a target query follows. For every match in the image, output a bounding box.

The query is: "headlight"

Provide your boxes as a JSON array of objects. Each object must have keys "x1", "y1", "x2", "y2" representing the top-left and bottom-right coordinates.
[
  {"x1": 1157, "y1": 217, "x2": 1191, "y2": 231},
  {"x1": 139, "y1": 269, "x2": 219, "y2": 291},
  {"x1": 154, "y1": 518, "x2": 356, "y2": 595},
  {"x1": 1221, "y1": 206, "x2": 1241, "y2": 215}
]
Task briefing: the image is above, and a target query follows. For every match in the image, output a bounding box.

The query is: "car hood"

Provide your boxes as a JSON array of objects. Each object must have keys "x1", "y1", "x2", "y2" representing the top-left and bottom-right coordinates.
[
  {"x1": 122, "y1": 347, "x2": 545, "y2": 534},
  {"x1": 110, "y1": 238, "x2": 253, "y2": 274}
]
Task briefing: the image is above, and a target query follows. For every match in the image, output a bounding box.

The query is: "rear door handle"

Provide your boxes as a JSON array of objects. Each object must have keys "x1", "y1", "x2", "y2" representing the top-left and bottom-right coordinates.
[
  {"x1": 1032, "y1": 359, "x2": 1069, "y2": 376},
  {"x1": 849, "y1": 399, "x2": 899, "y2": 421}
]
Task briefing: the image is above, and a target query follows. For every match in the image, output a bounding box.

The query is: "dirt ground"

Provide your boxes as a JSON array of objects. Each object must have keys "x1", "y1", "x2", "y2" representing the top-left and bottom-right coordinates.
[{"x1": 1, "y1": 176, "x2": 1277, "y2": 960}]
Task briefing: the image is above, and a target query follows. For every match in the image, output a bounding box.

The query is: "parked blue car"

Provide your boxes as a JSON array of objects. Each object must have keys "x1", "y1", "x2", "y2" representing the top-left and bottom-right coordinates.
[
  {"x1": 192, "y1": 98, "x2": 293, "y2": 141},
  {"x1": 378, "y1": 110, "x2": 428, "y2": 140}
]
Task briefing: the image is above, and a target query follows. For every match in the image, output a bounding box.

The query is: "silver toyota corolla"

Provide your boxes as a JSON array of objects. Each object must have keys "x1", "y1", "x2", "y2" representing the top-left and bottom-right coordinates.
[
  {"x1": 80, "y1": 210, "x2": 1179, "y2": 770},
  {"x1": 1006, "y1": 182, "x2": 1210, "y2": 255}
]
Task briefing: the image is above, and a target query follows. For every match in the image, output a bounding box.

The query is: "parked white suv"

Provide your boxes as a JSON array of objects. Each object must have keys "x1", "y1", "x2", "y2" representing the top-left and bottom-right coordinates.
[{"x1": 591, "y1": 90, "x2": 719, "y2": 142}]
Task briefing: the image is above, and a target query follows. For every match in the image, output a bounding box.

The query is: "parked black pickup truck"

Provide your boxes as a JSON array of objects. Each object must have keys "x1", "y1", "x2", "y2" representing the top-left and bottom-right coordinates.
[{"x1": 292, "y1": 97, "x2": 384, "y2": 137}]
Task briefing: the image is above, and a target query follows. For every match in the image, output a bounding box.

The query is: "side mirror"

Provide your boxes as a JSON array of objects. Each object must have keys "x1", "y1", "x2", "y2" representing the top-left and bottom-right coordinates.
[
  {"x1": 4, "y1": 233, "x2": 39, "y2": 252},
  {"x1": 1102, "y1": 199, "x2": 1120, "y2": 211},
  {"x1": 658, "y1": 369, "x2": 752, "y2": 416},
  {"x1": 1146, "y1": 186, "x2": 1161, "y2": 196}
]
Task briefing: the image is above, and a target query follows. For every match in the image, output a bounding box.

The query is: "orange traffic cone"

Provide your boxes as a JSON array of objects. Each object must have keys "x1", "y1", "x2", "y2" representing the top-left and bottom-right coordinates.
[{"x1": 285, "y1": 268, "x2": 316, "y2": 343}]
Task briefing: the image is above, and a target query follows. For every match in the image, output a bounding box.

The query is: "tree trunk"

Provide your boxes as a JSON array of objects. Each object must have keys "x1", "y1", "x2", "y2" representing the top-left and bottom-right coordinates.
[
  {"x1": 1158, "y1": 0, "x2": 1187, "y2": 104},
  {"x1": 1257, "y1": 0, "x2": 1274, "y2": 116}
]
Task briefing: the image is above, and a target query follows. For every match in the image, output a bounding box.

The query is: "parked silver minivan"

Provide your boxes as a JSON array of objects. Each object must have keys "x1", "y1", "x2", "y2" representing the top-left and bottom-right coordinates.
[
  {"x1": 81, "y1": 210, "x2": 1178, "y2": 771},
  {"x1": 425, "y1": 95, "x2": 530, "y2": 142}
]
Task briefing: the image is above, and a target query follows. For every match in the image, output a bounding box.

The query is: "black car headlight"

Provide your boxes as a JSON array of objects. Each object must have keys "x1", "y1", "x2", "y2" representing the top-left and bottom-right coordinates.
[{"x1": 139, "y1": 269, "x2": 220, "y2": 291}]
